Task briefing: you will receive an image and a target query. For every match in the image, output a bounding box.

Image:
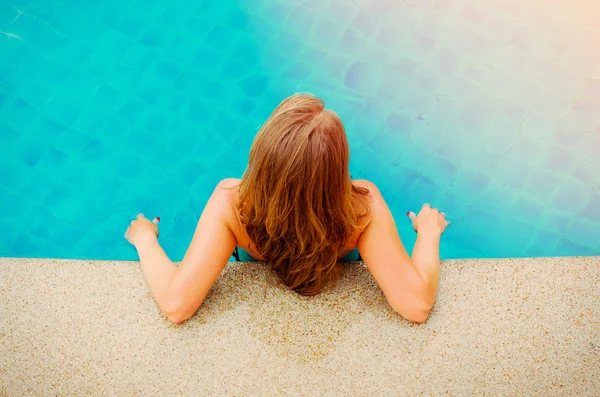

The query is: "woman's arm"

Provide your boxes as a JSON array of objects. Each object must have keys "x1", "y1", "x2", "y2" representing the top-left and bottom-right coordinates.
[
  {"x1": 125, "y1": 179, "x2": 238, "y2": 324},
  {"x1": 356, "y1": 181, "x2": 447, "y2": 323}
]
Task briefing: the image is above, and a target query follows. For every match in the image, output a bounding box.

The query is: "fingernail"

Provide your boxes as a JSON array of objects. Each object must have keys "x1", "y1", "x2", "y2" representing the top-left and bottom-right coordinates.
[
  {"x1": 156, "y1": 217, "x2": 161, "y2": 222},
  {"x1": 406, "y1": 212, "x2": 410, "y2": 217}
]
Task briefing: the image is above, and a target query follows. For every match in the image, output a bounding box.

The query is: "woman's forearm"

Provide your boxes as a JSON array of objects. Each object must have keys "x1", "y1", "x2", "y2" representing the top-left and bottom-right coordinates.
[
  {"x1": 410, "y1": 230, "x2": 441, "y2": 300},
  {"x1": 135, "y1": 238, "x2": 178, "y2": 309}
]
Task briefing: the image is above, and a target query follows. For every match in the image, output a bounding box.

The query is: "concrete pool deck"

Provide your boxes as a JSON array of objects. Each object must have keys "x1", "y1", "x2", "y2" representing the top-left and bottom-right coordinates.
[{"x1": 1, "y1": 257, "x2": 598, "y2": 396}]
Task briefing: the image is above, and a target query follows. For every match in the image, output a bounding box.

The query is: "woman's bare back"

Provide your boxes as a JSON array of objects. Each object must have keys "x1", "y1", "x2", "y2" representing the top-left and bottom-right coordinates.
[{"x1": 222, "y1": 178, "x2": 371, "y2": 261}]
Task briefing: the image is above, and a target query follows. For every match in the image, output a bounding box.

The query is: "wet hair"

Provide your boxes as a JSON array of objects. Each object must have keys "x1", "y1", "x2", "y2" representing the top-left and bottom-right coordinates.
[{"x1": 236, "y1": 93, "x2": 370, "y2": 296}]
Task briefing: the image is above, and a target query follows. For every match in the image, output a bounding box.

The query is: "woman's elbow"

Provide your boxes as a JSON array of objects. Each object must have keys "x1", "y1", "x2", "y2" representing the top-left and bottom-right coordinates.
[
  {"x1": 389, "y1": 296, "x2": 434, "y2": 324},
  {"x1": 398, "y1": 306, "x2": 432, "y2": 324},
  {"x1": 406, "y1": 307, "x2": 432, "y2": 324},
  {"x1": 164, "y1": 299, "x2": 196, "y2": 325}
]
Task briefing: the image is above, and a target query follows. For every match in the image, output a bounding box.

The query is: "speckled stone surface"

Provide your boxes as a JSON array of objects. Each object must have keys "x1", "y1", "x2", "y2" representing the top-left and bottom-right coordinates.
[{"x1": 1, "y1": 257, "x2": 598, "y2": 396}]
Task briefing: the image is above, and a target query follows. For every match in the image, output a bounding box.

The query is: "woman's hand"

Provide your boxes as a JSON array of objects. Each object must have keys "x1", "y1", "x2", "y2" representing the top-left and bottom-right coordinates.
[
  {"x1": 125, "y1": 214, "x2": 160, "y2": 247},
  {"x1": 407, "y1": 203, "x2": 450, "y2": 236}
]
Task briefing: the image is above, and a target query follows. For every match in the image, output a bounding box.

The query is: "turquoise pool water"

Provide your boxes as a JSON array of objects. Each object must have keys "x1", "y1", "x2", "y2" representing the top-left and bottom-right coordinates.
[{"x1": 1, "y1": 0, "x2": 599, "y2": 260}]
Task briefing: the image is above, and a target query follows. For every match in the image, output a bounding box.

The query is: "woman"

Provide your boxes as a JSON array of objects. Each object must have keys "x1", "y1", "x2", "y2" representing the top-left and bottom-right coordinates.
[{"x1": 125, "y1": 94, "x2": 449, "y2": 324}]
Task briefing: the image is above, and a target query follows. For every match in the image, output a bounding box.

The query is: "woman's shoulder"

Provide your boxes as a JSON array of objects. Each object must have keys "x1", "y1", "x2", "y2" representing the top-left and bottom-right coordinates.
[
  {"x1": 213, "y1": 178, "x2": 242, "y2": 222},
  {"x1": 217, "y1": 177, "x2": 380, "y2": 210},
  {"x1": 352, "y1": 179, "x2": 378, "y2": 193}
]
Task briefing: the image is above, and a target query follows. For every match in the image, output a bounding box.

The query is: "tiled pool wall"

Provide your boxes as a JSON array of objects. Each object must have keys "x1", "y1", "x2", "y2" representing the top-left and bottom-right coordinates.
[{"x1": 0, "y1": 0, "x2": 599, "y2": 260}]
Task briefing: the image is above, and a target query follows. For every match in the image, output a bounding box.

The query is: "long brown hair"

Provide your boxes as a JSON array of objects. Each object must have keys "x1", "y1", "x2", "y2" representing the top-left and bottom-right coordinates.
[{"x1": 236, "y1": 93, "x2": 370, "y2": 295}]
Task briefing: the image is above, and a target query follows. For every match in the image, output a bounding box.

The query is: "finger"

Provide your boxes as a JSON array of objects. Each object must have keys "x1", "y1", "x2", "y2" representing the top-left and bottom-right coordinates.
[
  {"x1": 422, "y1": 203, "x2": 431, "y2": 209},
  {"x1": 130, "y1": 220, "x2": 135, "y2": 225},
  {"x1": 152, "y1": 217, "x2": 161, "y2": 226},
  {"x1": 406, "y1": 211, "x2": 417, "y2": 221},
  {"x1": 136, "y1": 213, "x2": 145, "y2": 220}
]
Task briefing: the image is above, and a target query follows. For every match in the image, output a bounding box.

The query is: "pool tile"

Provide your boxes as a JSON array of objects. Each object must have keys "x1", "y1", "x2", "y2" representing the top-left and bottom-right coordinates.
[
  {"x1": 189, "y1": 45, "x2": 226, "y2": 78},
  {"x1": 387, "y1": 2, "x2": 426, "y2": 28},
  {"x1": 0, "y1": 4, "x2": 19, "y2": 26},
  {"x1": 326, "y1": 0, "x2": 359, "y2": 24},
  {"x1": 143, "y1": 107, "x2": 175, "y2": 134},
  {"x1": 369, "y1": 130, "x2": 410, "y2": 163},
  {"x1": 52, "y1": 130, "x2": 93, "y2": 155},
  {"x1": 460, "y1": 1, "x2": 494, "y2": 24},
  {"x1": 580, "y1": 189, "x2": 600, "y2": 220},
  {"x1": 135, "y1": 79, "x2": 171, "y2": 106},
  {"x1": 455, "y1": 102, "x2": 496, "y2": 130},
  {"x1": 337, "y1": 27, "x2": 368, "y2": 58},
  {"x1": 481, "y1": 12, "x2": 521, "y2": 43},
  {"x1": 464, "y1": 34, "x2": 500, "y2": 65},
  {"x1": 376, "y1": 71, "x2": 412, "y2": 103},
  {"x1": 429, "y1": 45, "x2": 459, "y2": 75},
  {"x1": 398, "y1": 84, "x2": 431, "y2": 115},
  {"x1": 443, "y1": 18, "x2": 481, "y2": 53},
  {"x1": 550, "y1": 178, "x2": 592, "y2": 216},
  {"x1": 401, "y1": 31, "x2": 438, "y2": 60},
  {"x1": 541, "y1": 145, "x2": 576, "y2": 175},
  {"x1": 411, "y1": 118, "x2": 447, "y2": 151},
  {"x1": 570, "y1": 154, "x2": 598, "y2": 185},
  {"x1": 105, "y1": 65, "x2": 144, "y2": 93},
  {"x1": 415, "y1": 8, "x2": 449, "y2": 41},
  {"x1": 580, "y1": 134, "x2": 600, "y2": 165},
  {"x1": 344, "y1": 61, "x2": 382, "y2": 94},
  {"x1": 95, "y1": 1, "x2": 126, "y2": 28},
  {"x1": 13, "y1": 134, "x2": 45, "y2": 167},
  {"x1": 582, "y1": 80, "x2": 600, "y2": 104},
  {"x1": 313, "y1": 17, "x2": 346, "y2": 49},
  {"x1": 493, "y1": 0, "x2": 532, "y2": 21},
  {"x1": 354, "y1": 9, "x2": 384, "y2": 39},
  {"x1": 494, "y1": 160, "x2": 531, "y2": 190},
  {"x1": 186, "y1": 98, "x2": 217, "y2": 125},
  {"x1": 436, "y1": 137, "x2": 465, "y2": 164},
  {"x1": 386, "y1": 110, "x2": 414, "y2": 134},
  {"x1": 282, "y1": 7, "x2": 316, "y2": 42},
  {"x1": 534, "y1": 94, "x2": 575, "y2": 115},
  {"x1": 413, "y1": 64, "x2": 445, "y2": 93},
  {"x1": 566, "y1": 217, "x2": 600, "y2": 250},
  {"x1": 510, "y1": 193, "x2": 545, "y2": 225},
  {"x1": 545, "y1": 72, "x2": 587, "y2": 100},
  {"x1": 562, "y1": 104, "x2": 600, "y2": 133},
  {"x1": 561, "y1": 43, "x2": 600, "y2": 78},
  {"x1": 492, "y1": 45, "x2": 529, "y2": 78},
  {"x1": 521, "y1": 111, "x2": 561, "y2": 141},
  {"x1": 443, "y1": 76, "x2": 480, "y2": 101},
  {"x1": 281, "y1": 61, "x2": 313, "y2": 83},
  {"x1": 8, "y1": 12, "x2": 44, "y2": 44},
  {"x1": 114, "y1": 98, "x2": 150, "y2": 129},
  {"x1": 47, "y1": 11, "x2": 87, "y2": 46},
  {"x1": 203, "y1": 25, "x2": 237, "y2": 54},
  {"x1": 556, "y1": 239, "x2": 599, "y2": 256},
  {"x1": 408, "y1": 174, "x2": 445, "y2": 205},
  {"x1": 526, "y1": 230, "x2": 561, "y2": 256},
  {"x1": 239, "y1": 75, "x2": 271, "y2": 97},
  {"x1": 5, "y1": 98, "x2": 38, "y2": 132},
  {"x1": 501, "y1": 216, "x2": 537, "y2": 252},
  {"x1": 0, "y1": 119, "x2": 19, "y2": 149},
  {"x1": 507, "y1": 135, "x2": 547, "y2": 167},
  {"x1": 525, "y1": 170, "x2": 559, "y2": 204},
  {"x1": 420, "y1": 155, "x2": 457, "y2": 190},
  {"x1": 452, "y1": 168, "x2": 491, "y2": 200},
  {"x1": 114, "y1": 9, "x2": 156, "y2": 41},
  {"x1": 1, "y1": 63, "x2": 36, "y2": 97}
]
